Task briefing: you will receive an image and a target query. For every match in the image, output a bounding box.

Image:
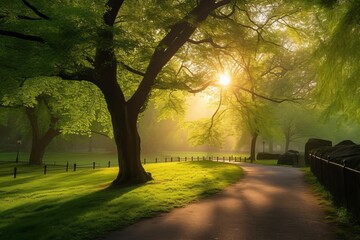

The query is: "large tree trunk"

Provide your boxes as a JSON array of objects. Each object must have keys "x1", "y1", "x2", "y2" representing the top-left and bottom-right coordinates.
[
  {"x1": 28, "y1": 132, "x2": 58, "y2": 165},
  {"x1": 250, "y1": 133, "x2": 258, "y2": 163},
  {"x1": 109, "y1": 103, "x2": 152, "y2": 185},
  {"x1": 29, "y1": 144, "x2": 45, "y2": 165}
]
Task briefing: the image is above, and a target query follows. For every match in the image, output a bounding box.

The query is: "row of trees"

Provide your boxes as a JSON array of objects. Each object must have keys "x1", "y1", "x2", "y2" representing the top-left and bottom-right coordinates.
[{"x1": 0, "y1": 0, "x2": 359, "y2": 185}]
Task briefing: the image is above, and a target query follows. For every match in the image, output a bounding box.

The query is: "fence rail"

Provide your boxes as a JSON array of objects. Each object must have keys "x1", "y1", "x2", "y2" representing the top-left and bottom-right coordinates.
[
  {"x1": 309, "y1": 153, "x2": 360, "y2": 221},
  {"x1": 1, "y1": 155, "x2": 249, "y2": 179}
]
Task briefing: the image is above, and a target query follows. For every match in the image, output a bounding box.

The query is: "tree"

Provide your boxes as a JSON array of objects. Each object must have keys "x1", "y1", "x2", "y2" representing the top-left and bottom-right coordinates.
[
  {"x1": 314, "y1": 0, "x2": 360, "y2": 121},
  {"x1": 185, "y1": 0, "x2": 316, "y2": 161},
  {"x1": 1, "y1": 0, "x2": 232, "y2": 185},
  {"x1": 275, "y1": 103, "x2": 321, "y2": 152},
  {"x1": 1, "y1": 77, "x2": 110, "y2": 164}
]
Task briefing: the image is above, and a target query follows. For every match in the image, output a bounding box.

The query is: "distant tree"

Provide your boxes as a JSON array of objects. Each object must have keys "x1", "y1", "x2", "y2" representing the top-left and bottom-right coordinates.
[
  {"x1": 186, "y1": 1, "x2": 316, "y2": 161},
  {"x1": 275, "y1": 103, "x2": 322, "y2": 152},
  {"x1": 1, "y1": 78, "x2": 110, "y2": 164}
]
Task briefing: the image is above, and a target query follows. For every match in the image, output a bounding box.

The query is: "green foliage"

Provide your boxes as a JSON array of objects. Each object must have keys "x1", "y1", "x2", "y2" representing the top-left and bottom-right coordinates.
[
  {"x1": 275, "y1": 102, "x2": 323, "y2": 144},
  {"x1": 315, "y1": 0, "x2": 360, "y2": 122},
  {"x1": 182, "y1": 0, "x2": 318, "y2": 151},
  {"x1": 0, "y1": 160, "x2": 242, "y2": 240},
  {"x1": 0, "y1": 0, "x2": 105, "y2": 83},
  {"x1": 187, "y1": 118, "x2": 227, "y2": 148},
  {"x1": 1, "y1": 77, "x2": 111, "y2": 137},
  {"x1": 152, "y1": 90, "x2": 187, "y2": 121}
]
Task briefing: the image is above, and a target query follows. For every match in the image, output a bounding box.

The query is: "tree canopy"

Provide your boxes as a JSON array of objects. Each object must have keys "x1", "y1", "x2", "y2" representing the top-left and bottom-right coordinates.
[{"x1": 0, "y1": 0, "x2": 358, "y2": 184}]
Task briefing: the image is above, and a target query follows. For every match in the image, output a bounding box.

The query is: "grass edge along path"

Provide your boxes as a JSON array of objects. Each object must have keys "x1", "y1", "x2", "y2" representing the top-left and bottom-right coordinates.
[
  {"x1": 302, "y1": 168, "x2": 360, "y2": 240},
  {"x1": 0, "y1": 161, "x2": 242, "y2": 240}
]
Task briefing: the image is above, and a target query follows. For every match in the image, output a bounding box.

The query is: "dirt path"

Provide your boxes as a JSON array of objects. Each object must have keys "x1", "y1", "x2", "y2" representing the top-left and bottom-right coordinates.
[{"x1": 101, "y1": 163, "x2": 338, "y2": 240}]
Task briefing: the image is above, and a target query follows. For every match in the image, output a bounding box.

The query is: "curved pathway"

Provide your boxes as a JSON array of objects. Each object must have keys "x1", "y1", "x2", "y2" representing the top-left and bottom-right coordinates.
[{"x1": 101, "y1": 163, "x2": 338, "y2": 240}]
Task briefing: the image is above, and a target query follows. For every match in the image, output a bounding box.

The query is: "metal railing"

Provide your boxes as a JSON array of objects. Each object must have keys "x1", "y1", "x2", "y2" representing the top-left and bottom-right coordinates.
[
  {"x1": 1, "y1": 155, "x2": 249, "y2": 179},
  {"x1": 309, "y1": 153, "x2": 360, "y2": 220}
]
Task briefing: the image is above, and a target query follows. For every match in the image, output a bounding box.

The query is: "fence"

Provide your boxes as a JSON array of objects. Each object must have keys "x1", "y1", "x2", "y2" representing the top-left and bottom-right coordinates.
[
  {"x1": 309, "y1": 153, "x2": 360, "y2": 220},
  {"x1": 1, "y1": 155, "x2": 249, "y2": 179}
]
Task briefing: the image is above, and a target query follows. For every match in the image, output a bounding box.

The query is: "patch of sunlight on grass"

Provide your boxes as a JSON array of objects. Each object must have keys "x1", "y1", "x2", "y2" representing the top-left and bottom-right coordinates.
[
  {"x1": 254, "y1": 159, "x2": 278, "y2": 166},
  {"x1": 0, "y1": 161, "x2": 242, "y2": 240}
]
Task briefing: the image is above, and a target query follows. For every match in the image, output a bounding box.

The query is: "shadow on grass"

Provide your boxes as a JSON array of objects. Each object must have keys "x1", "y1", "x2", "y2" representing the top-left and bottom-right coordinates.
[
  {"x1": 0, "y1": 161, "x2": 243, "y2": 240},
  {"x1": 0, "y1": 184, "x2": 139, "y2": 240}
]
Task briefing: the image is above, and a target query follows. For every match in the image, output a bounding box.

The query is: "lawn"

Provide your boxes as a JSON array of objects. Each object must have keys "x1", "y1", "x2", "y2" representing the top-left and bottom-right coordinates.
[
  {"x1": 254, "y1": 159, "x2": 278, "y2": 166},
  {"x1": 0, "y1": 160, "x2": 242, "y2": 240}
]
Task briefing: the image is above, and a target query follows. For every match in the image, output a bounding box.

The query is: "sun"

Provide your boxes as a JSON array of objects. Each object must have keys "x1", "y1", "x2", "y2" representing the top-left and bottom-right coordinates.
[{"x1": 219, "y1": 73, "x2": 231, "y2": 86}]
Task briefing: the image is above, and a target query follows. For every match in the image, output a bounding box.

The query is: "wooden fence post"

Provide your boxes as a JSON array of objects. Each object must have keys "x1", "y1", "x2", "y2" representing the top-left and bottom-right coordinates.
[
  {"x1": 14, "y1": 167, "x2": 17, "y2": 178},
  {"x1": 108, "y1": 161, "x2": 110, "y2": 168},
  {"x1": 93, "y1": 162, "x2": 96, "y2": 169},
  {"x1": 74, "y1": 163, "x2": 77, "y2": 172},
  {"x1": 44, "y1": 165, "x2": 47, "y2": 175},
  {"x1": 66, "y1": 161, "x2": 69, "y2": 172}
]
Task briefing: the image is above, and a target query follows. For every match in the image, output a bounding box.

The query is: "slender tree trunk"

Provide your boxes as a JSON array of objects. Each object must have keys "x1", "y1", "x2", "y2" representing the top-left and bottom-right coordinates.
[
  {"x1": 268, "y1": 140, "x2": 274, "y2": 153},
  {"x1": 285, "y1": 137, "x2": 290, "y2": 152},
  {"x1": 88, "y1": 137, "x2": 93, "y2": 152},
  {"x1": 250, "y1": 133, "x2": 258, "y2": 163}
]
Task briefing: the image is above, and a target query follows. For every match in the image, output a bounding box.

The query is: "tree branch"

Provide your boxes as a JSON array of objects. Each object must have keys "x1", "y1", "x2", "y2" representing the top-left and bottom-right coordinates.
[
  {"x1": 104, "y1": 0, "x2": 125, "y2": 26},
  {"x1": 0, "y1": 29, "x2": 45, "y2": 43},
  {"x1": 129, "y1": 0, "x2": 231, "y2": 112},
  {"x1": 119, "y1": 61, "x2": 145, "y2": 77},
  {"x1": 57, "y1": 67, "x2": 97, "y2": 85},
  {"x1": 210, "y1": 2, "x2": 236, "y2": 19},
  {"x1": 155, "y1": 80, "x2": 214, "y2": 94},
  {"x1": 18, "y1": 15, "x2": 42, "y2": 20},
  {"x1": 208, "y1": 88, "x2": 223, "y2": 132},
  {"x1": 21, "y1": 0, "x2": 50, "y2": 20},
  {"x1": 235, "y1": 85, "x2": 303, "y2": 103},
  {"x1": 187, "y1": 38, "x2": 226, "y2": 48},
  {"x1": 91, "y1": 130, "x2": 111, "y2": 138}
]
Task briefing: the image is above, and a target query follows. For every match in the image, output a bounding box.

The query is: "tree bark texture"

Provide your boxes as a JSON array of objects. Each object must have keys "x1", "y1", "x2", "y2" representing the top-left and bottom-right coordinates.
[
  {"x1": 100, "y1": 80, "x2": 152, "y2": 184},
  {"x1": 25, "y1": 107, "x2": 60, "y2": 165}
]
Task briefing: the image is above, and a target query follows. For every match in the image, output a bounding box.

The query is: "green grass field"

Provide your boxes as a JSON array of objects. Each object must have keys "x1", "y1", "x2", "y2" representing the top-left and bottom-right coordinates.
[
  {"x1": 254, "y1": 159, "x2": 278, "y2": 166},
  {"x1": 0, "y1": 157, "x2": 242, "y2": 240}
]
